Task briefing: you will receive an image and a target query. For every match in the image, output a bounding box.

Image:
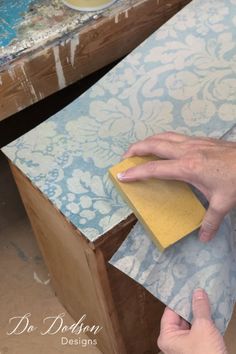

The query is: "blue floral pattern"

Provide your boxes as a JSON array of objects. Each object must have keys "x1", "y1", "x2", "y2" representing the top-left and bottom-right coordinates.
[
  {"x1": 110, "y1": 206, "x2": 236, "y2": 334},
  {"x1": 2, "y1": 0, "x2": 236, "y2": 242},
  {"x1": 111, "y1": 125, "x2": 236, "y2": 335}
]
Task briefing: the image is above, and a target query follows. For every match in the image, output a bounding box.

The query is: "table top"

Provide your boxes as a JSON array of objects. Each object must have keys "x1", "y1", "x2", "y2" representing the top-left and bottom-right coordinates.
[
  {"x1": 0, "y1": 0, "x2": 123, "y2": 67},
  {"x1": 2, "y1": 0, "x2": 236, "y2": 243}
]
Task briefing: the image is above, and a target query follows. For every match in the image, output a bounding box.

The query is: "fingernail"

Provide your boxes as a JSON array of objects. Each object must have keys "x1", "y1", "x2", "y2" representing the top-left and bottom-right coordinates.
[
  {"x1": 117, "y1": 172, "x2": 126, "y2": 181},
  {"x1": 194, "y1": 288, "x2": 205, "y2": 300}
]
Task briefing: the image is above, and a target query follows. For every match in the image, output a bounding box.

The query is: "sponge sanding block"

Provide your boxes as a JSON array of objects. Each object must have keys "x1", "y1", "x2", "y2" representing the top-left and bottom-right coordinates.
[{"x1": 109, "y1": 156, "x2": 205, "y2": 251}]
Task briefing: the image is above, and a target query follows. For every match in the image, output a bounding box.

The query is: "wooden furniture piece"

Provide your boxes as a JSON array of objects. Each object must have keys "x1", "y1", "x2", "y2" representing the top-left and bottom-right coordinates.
[
  {"x1": 10, "y1": 163, "x2": 165, "y2": 354},
  {"x1": 0, "y1": 0, "x2": 191, "y2": 122}
]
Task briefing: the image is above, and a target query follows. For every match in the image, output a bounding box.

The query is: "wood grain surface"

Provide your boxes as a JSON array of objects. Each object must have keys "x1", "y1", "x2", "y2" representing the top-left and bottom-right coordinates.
[{"x1": 0, "y1": 0, "x2": 191, "y2": 122}]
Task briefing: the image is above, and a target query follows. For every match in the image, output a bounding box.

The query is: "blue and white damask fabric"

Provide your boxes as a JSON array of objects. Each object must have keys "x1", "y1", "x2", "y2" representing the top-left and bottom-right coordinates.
[
  {"x1": 2, "y1": 0, "x2": 236, "y2": 243},
  {"x1": 110, "y1": 214, "x2": 236, "y2": 335}
]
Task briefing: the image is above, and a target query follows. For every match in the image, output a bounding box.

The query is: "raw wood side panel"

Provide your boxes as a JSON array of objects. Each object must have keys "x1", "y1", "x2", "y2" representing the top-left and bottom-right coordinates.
[
  {"x1": 10, "y1": 163, "x2": 126, "y2": 354},
  {"x1": 0, "y1": 0, "x2": 191, "y2": 121},
  {"x1": 98, "y1": 225, "x2": 165, "y2": 354}
]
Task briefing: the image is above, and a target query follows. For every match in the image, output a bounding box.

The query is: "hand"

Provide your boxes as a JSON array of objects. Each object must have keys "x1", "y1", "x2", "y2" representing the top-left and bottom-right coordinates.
[
  {"x1": 118, "y1": 132, "x2": 236, "y2": 242},
  {"x1": 157, "y1": 289, "x2": 228, "y2": 354}
]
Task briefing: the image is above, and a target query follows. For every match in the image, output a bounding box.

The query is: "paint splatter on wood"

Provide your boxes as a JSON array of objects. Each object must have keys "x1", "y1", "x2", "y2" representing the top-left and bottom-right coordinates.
[
  {"x1": 0, "y1": 0, "x2": 131, "y2": 68},
  {"x1": 70, "y1": 34, "x2": 80, "y2": 66},
  {"x1": 33, "y1": 271, "x2": 50, "y2": 285},
  {"x1": 53, "y1": 46, "x2": 66, "y2": 88}
]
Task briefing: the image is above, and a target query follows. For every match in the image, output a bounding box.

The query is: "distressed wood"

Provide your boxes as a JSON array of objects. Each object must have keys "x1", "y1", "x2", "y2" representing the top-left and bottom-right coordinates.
[
  {"x1": 10, "y1": 161, "x2": 165, "y2": 354},
  {"x1": 0, "y1": 0, "x2": 191, "y2": 122}
]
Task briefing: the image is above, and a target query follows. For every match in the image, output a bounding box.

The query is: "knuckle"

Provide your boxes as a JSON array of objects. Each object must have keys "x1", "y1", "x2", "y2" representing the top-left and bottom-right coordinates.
[
  {"x1": 161, "y1": 131, "x2": 176, "y2": 139},
  {"x1": 126, "y1": 143, "x2": 139, "y2": 155},
  {"x1": 146, "y1": 161, "x2": 158, "y2": 175},
  {"x1": 128, "y1": 143, "x2": 136, "y2": 152},
  {"x1": 146, "y1": 134, "x2": 157, "y2": 140},
  {"x1": 195, "y1": 318, "x2": 212, "y2": 330},
  {"x1": 208, "y1": 205, "x2": 221, "y2": 218},
  {"x1": 210, "y1": 199, "x2": 229, "y2": 216},
  {"x1": 181, "y1": 152, "x2": 204, "y2": 175},
  {"x1": 202, "y1": 221, "x2": 218, "y2": 232},
  {"x1": 195, "y1": 318, "x2": 216, "y2": 334},
  {"x1": 147, "y1": 139, "x2": 158, "y2": 150}
]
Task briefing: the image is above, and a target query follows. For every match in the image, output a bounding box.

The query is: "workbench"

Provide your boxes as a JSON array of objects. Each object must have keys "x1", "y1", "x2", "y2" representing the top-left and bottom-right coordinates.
[
  {"x1": 0, "y1": 0, "x2": 190, "y2": 122},
  {"x1": 2, "y1": 0, "x2": 236, "y2": 353}
]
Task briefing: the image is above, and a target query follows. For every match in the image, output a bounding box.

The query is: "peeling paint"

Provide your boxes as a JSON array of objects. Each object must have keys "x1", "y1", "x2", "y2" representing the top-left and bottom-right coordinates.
[
  {"x1": 0, "y1": 0, "x2": 135, "y2": 67},
  {"x1": 20, "y1": 62, "x2": 37, "y2": 100},
  {"x1": 38, "y1": 91, "x2": 44, "y2": 99},
  {"x1": 33, "y1": 271, "x2": 50, "y2": 285},
  {"x1": 16, "y1": 102, "x2": 23, "y2": 111},
  {"x1": 70, "y1": 34, "x2": 80, "y2": 67},
  {"x1": 8, "y1": 67, "x2": 16, "y2": 81},
  {"x1": 53, "y1": 45, "x2": 66, "y2": 89}
]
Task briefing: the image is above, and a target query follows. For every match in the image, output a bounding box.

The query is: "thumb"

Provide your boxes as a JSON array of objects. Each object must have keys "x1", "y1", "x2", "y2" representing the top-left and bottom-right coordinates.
[
  {"x1": 199, "y1": 201, "x2": 225, "y2": 242},
  {"x1": 192, "y1": 289, "x2": 212, "y2": 321}
]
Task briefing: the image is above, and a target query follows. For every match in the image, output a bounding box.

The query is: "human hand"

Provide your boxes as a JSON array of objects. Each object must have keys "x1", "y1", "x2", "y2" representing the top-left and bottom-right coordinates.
[
  {"x1": 157, "y1": 288, "x2": 228, "y2": 354},
  {"x1": 117, "y1": 132, "x2": 236, "y2": 242}
]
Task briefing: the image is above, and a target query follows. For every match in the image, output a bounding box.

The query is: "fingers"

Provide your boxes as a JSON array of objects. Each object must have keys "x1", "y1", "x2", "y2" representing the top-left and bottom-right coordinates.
[
  {"x1": 117, "y1": 160, "x2": 188, "y2": 182},
  {"x1": 199, "y1": 200, "x2": 226, "y2": 242},
  {"x1": 151, "y1": 131, "x2": 189, "y2": 142},
  {"x1": 123, "y1": 131, "x2": 189, "y2": 160},
  {"x1": 161, "y1": 290, "x2": 211, "y2": 333},
  {"x1": 159, "y1": 132, "x2": 216, "y2": 145},
  {"x1": 160, "y1": 307, "x2": 183, "y2": 332},
  {"x1": 123, "y1": 132, "x2": 218, "y2": 160},
  {"x1": 192, "y1": 289, "x2": 211, "y2": 321},
  {"x1": 123, "y1": 139, "x2": 183, "y2": 160},
  {"x1": 160, "y1": 307, "x2": 190, "y2": 333},
  {"x1": 158, "y1": 307, "x2": 190, "y2": 353}
]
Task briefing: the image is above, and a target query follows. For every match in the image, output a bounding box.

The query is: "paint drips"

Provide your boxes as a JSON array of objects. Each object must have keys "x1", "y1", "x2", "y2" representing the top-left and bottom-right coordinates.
[
  {"x1": 0, "y1": 0, "x2": 131, "y2": 68},
  {"x1": 53, "y1": 46, "x2": 66, "y2": 89}
]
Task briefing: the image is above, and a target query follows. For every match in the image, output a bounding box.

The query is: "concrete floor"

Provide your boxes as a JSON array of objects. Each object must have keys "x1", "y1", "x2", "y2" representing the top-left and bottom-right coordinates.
[{"x1": 0, "y1": 150, "x2": 236, "y2": 354}]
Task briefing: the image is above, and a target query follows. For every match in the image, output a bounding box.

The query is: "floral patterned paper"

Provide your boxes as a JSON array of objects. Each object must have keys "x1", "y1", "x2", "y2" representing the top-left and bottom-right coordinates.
[
  {"x1": 2, "y1": 0, "x2": 236, "y2": 242},
  {"x1": 110, "y1": 214, "x2": 236, "y2": 335},
  {"x1": 110, "y1": 125, "x2": 236, "y2": 335}
]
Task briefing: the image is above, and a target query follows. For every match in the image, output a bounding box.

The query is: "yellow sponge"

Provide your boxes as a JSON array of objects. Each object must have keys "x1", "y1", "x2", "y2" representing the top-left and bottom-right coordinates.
[{"x1": 109, "y1": 156, "x2": 205, "y2": 251}]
